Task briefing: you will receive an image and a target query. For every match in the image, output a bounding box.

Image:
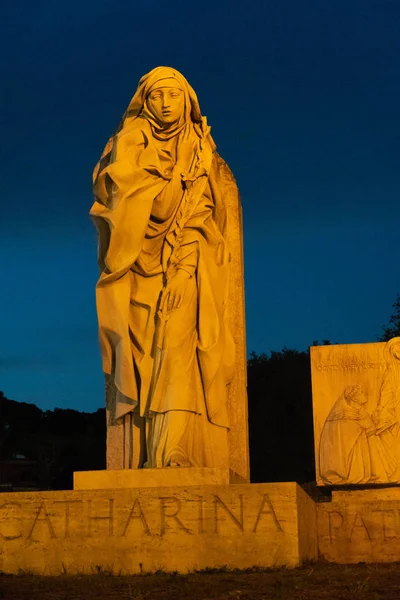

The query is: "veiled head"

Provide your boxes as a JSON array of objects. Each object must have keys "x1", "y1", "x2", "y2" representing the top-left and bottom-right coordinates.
[
  {"x1": 146, "y1": 81, "x2": 185, "y2": 126},
  {"x1": 344, "y1": 384, "x2": 367, "y2": 405},
  {"x1": 120, "y1": 67, "x2": 202, "y2": 132}
]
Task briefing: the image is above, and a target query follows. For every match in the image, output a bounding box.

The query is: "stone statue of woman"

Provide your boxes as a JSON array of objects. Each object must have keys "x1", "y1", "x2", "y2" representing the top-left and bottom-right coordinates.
[{"x1": 90, "y1": 67, "x2": 248, "y2": 474}]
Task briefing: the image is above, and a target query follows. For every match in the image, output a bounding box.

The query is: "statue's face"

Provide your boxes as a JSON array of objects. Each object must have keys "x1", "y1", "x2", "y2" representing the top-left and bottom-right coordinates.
[
  {"x1": 353, "y1": 388, "x2": 367, "y2": 405},
  {"x1": 147, "y1": 87, "x2": 184, "y2": 125}
]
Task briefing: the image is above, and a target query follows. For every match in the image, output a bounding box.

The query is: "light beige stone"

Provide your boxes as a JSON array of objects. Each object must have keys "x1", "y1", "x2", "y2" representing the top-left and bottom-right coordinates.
[
  {"x1": 318, "y1": 487, "x2": 400, "y2": 563},
  {"x1": 0, "y1": 483, "x2": 316, "y2": 574},
  {"x1": 73, "y1": 467, "x2": 246, "y2": 490},
  {"x1": 311, "y1": 337, "x2": 400, "y2": 486},
  {"x1": 91, "y1": 66, "x2": 249, "y2": 480}
]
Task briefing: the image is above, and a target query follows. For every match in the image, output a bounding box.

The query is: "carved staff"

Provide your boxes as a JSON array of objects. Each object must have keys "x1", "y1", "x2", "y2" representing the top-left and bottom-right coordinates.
[
  {"x1": 148, "y1": 119, "x2": 211, "y2": 406},
  {"x1": 155, "y1": 118, "x2": 211, "y2": 352}
]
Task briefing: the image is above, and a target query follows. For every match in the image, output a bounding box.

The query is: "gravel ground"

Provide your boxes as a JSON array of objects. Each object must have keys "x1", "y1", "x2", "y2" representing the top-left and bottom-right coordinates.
[{"x1": 1, "y1": 562, "x2": 400, "y2": 600}]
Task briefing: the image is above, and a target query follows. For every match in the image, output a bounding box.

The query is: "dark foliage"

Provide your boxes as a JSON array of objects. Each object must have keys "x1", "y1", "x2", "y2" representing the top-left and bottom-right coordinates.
[
  {"x1": 378, "y1": 294, "x2": 400, "y2": 341},
  {"x1": 248, "y1": 347, "x2": 315, "y2": 484},
  {"x1": 0, "y1": 391, "x2": 106, "y2": 490}
]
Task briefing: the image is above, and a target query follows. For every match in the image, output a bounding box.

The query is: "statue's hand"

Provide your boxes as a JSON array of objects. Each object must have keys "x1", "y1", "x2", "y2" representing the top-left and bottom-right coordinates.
[
  {"x1": 176, "y1": 125, "x2": 198, "y2": 173},
  {"x1": 160, "y1": 269, "x2": 191, "y2": 312},
  {"x1": 372, "y1": 406, "x2": 384, "y2": 424}
]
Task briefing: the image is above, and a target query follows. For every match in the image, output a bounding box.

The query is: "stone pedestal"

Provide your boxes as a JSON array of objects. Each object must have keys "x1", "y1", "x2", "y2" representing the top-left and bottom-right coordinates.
[
  {"x1": 74, "y1": 467, "x2": 246, "y2": 490},
  {"x1": 318, "y1": 487, "x2": 400, "y2": 563},
  {"x1": 0, "y1": 482, "x2": 317, "y2": 575}
]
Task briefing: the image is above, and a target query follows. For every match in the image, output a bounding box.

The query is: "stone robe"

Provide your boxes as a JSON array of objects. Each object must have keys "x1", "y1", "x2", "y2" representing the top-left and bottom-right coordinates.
[
  {"x1": 90, "y1": 114, "x2": 236, "y2": 468},
  {"x1": 319, "y1": 394, "x2": 374, "y2": 484}
]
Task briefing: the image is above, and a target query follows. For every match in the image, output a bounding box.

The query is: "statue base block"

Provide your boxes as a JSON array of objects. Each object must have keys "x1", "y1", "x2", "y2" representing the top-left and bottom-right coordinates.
[
  {"x1": 318, "y1": 487, "x2": 400, "y2": 564},
  {"x1": 73, "y1": 467, "x2": 247, "y2": 490},
  {"x1": 0, "y1": 482, "x2": 317, "y2": 574}
]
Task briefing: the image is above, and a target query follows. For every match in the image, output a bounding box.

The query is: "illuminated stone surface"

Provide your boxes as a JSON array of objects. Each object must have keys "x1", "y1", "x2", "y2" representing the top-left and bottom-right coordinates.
[
  {"x1": 73, "y1": 467, "x2": 246, "y2": 490},
  {"x1": 91, "y1": 66, "x2": 248, "y2": 479},
  {"x1": 311, "y1": 338, "x2": 400, "y2": 486},
  {"x1": 0, "y1": 483, "x2": 316, "y2": 574},
  {"x1": 318, "y1": 488, "x2": 400, "y2": 563}
]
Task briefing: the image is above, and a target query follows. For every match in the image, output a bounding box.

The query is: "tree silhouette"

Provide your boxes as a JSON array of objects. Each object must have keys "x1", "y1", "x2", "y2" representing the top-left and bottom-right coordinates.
[
  {"x1": 0, "y1": 391, "x2": 106, "y2": 490},
  {"x1": 247, "y1": 347, "x2": 315, "y2": 484},
  {"x1": 378, "y1": 294, "x2": 400, "y2": 341}
]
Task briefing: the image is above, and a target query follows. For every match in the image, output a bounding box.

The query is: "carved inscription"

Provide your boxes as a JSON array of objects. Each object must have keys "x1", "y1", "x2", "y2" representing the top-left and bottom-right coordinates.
[
  {"x1": 324, "y1": 508, "x2": 400, "y2": 543},
  {"x1": 87, "y1": 499, "x2": 114, "y2": 537},
  {"x1": 349, "y1": 513, "x2": 372, "y2": 541},
  {"x1": 122, "y1": 499, "x2": 151, "y2": 536},
  {"x1": 197, "y1": 496, "x2": 205, "y2": 534},
  {"x1": 328, "y1": 511, "x2": 344, "y2": 542},
  {"x1": 371, "y1": 509, "x2": 398, "y2": 541},
  {"x1": 213, "y1": 495, "x2": 244, "y2": 533},
  {"x1": 54, "y1": 499, "x2": 82, "y2": 538},
  {"x1": 0, "y1": 502, "x2": 22, "y2": 540},
  {"x1": 159, "y1": 497, "x2": 191, "y2": 535},
  {"x1": 0, "y1": 493, "x2": 286, "y2": 541},
  {"x1": 252, "y1": 494, "x2": 283, "y2": 533},
  {"x1": 27, "y1": 501, "x2": 56, "y2": 541},
  {"x1": 315, "y1": 361, "x2": 385, "y2": 373}
]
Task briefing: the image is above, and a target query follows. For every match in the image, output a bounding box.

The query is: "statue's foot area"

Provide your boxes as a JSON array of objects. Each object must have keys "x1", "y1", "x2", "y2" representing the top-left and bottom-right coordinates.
[{"x1": 168, "y1": 451, "x2": 191, "y2": 467}]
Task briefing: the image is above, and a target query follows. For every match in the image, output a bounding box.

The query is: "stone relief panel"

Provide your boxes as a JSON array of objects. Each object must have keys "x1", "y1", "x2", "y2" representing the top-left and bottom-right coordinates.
[{"x1": 311, "y1": 338, "x2": 400, "y2": 486}]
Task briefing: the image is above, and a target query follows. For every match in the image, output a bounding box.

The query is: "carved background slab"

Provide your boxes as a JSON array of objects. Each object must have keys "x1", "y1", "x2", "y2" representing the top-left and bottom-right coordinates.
[{"x1": 221, "y1": 158, "x2": 249, "y2": 482}]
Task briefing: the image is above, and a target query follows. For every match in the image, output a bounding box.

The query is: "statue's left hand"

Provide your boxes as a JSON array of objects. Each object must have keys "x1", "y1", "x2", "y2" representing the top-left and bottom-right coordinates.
[{"x1": 160, "y1": 269, "x2": 191, "y2": 312}]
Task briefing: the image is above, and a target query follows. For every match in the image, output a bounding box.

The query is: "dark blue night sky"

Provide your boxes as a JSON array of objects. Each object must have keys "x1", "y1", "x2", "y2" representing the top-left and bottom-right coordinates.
[{"x1": 2, "y1": 0, "x2": 400, "y2": 412}]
